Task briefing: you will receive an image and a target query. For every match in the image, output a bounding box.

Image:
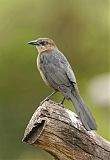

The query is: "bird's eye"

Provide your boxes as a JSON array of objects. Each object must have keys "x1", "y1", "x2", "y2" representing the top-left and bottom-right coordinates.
[{"x1": 41, "y1": 41, "x2": 48, "y2": 46}]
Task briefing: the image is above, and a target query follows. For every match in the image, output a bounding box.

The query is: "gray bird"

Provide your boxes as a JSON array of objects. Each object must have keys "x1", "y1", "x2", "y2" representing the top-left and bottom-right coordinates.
[{"x1": 28, "y1": 38, "x2": 97, "y2": 131}]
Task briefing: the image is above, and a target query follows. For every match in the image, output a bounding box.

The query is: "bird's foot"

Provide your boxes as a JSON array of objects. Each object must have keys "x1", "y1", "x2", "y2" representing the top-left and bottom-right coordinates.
[
  {"x1": 58, "y1": 103, "x2": 65, "y2": 108},
  {"x1": 40, "y1": 98, "x2": 49, "y2": 105},
  {"x1": 58, "y1": 97, "x2": 65, "y2": 107},
  {"x1": 40, "y1": 91, "x2": 57, "y2": 105}
]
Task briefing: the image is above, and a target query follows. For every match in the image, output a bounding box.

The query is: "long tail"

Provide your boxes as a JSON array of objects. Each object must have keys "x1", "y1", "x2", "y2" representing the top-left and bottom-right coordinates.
[{"x1": 70, "y1": 86, "x2": 97, "y2": 131}]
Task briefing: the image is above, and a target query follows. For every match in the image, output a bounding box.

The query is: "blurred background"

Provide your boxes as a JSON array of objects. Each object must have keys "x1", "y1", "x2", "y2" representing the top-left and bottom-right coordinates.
[{"x1": 0, "y1": 0, "x2": 109, "y2": 159}]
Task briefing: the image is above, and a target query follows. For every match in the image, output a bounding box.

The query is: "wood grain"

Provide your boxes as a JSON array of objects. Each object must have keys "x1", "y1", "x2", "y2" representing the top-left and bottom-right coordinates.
[{"x1": 22, "y1": 100, "x2": 110, "y2": 160}]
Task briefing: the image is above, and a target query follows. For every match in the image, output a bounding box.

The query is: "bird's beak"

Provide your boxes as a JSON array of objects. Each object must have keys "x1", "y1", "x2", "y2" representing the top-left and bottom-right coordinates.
[{"x1": 28, "y1": 40, "x2": 39, "y2": 46}]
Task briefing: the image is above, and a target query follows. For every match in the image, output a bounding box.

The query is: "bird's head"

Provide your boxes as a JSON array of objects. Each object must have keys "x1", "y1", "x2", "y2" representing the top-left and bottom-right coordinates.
[{"x1": 28, "y1": 38, "x2": 56, "y2": 53}]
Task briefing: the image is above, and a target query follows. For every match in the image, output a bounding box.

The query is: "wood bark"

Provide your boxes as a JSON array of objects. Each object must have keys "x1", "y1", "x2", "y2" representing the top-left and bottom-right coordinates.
[{"x1": 22, "y1": 100, "x2": 110, "y2": 160}]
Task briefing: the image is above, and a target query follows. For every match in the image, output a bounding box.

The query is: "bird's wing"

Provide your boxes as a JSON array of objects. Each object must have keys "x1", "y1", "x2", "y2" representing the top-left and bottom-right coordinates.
[
  {"x1": 41, "y1": 60, "x2": 70, "y2": 89},
  {"x1": 65, "y1": 65, "x2": 76, "y2": 84},
  {"x1": 40, "y1": 51, "x2": 76, "y2": 90},
  {"x1": 57, "y1": 50, "x2": 76, "y2": 84}
]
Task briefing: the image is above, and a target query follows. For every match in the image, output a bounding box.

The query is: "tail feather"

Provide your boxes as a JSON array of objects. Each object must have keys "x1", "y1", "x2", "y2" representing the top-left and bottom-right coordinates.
[{"x1": 71, "y1": 87, "x2": 97, "y2": 131}]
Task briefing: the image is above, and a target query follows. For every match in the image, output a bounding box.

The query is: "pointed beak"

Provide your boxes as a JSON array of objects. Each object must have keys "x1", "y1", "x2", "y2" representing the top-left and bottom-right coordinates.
[{"x1": 28, "y1": 40, "x2": 39, "y2": 46}]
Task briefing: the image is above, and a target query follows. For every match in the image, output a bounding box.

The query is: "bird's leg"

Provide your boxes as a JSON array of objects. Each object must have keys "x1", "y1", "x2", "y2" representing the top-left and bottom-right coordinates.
[
  {"x1": 60, "y1": 97, "x2": 65, "y2": 104},
  {"x1": 40, "y1": 91, "x2": 57, "y2": 105},
  {"x1": 57, "y1": 97, "x2": 65, "y2": 108}
]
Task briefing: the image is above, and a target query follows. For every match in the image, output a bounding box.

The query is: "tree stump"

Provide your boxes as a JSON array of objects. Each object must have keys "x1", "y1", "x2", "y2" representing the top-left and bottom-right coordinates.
[{"x1": 22, "y1": 100, "x2": 110, "y2": 160}]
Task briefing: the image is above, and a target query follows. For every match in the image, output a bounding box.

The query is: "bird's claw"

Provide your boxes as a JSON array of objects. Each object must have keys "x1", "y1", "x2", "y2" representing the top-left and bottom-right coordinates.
[
  {"x1": 57, "y1": 102, "x2": 65, "y2": 108},
  {"x1": 40, "y1": 98, "x2": 49, "y2": 105}
]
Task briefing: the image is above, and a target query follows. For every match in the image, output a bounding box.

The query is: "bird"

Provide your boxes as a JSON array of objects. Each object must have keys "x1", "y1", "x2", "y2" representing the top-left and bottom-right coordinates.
[{"x1": 28, "y1": 38, "x2": 97, "y2": 131}]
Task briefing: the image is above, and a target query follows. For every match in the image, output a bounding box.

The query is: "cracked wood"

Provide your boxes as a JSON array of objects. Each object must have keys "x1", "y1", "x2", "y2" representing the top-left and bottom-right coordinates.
[{"x1": 22, "y1": 100, "x2": 110, "y2": 160}]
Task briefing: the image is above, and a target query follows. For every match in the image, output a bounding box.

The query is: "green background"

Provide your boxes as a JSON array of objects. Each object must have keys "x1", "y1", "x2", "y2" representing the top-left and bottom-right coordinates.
[{"x1": 0, "y1": 0, "x2": 109, "y2": 160}]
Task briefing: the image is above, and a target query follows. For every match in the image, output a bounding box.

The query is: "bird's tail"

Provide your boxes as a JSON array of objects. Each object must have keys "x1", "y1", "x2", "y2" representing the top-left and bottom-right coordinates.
[{"x1": 70, "y1": 86, "x2": 97, "y2": 131}]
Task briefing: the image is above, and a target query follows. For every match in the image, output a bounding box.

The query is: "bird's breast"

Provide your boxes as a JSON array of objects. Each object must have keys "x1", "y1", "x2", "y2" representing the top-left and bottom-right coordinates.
[{"x1": 37, "y1": 53, "x2": 49, "y2": 86}]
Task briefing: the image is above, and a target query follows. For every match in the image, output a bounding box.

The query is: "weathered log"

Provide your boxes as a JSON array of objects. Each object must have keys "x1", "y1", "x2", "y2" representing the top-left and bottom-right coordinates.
[{"x1": 22, "y1": 100, "x2": 110, "y2": 160}]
